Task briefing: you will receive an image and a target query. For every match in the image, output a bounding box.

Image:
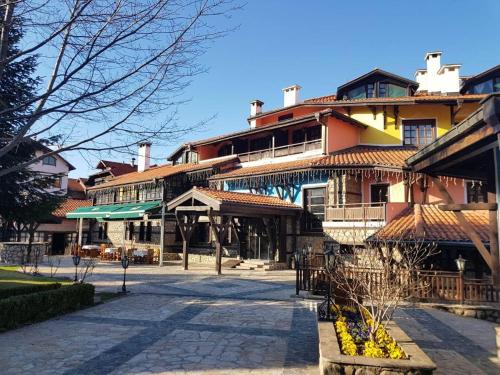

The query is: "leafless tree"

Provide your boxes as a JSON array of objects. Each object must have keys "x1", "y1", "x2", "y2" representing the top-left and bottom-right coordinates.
[
  {"x1": 329, "y1": 234, "x2": 438, "y2": 341},
  {"x1": 47, "y1": 255, "x2": 62, "y2": 277},
  {"x1": 78, "y1": 257, "x2": 97, "y2": 283},
  {"x1": 0, "y1": 0, "x2": 239, "y2": 176}
]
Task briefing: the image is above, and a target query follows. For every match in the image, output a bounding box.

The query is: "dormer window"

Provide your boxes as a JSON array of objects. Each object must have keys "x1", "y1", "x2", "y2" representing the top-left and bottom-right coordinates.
[{"x1": 42, "y1": 155, "x2": 56, "y2": 166}]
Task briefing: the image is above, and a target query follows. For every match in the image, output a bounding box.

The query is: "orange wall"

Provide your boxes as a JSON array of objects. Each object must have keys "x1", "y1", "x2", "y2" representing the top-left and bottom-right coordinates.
[
  {"x1": 327, "y1": 117, "x2": 360, "y2": 153},
  {"x1": 255, "y1": 105, "x2": 328, "y2": 127},
  {"x1": 414, "y1": 179, "x2": 466, "y2": 204}
]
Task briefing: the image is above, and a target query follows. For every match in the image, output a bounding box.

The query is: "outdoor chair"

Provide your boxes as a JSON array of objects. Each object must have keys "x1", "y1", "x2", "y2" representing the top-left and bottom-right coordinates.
[{"x1": 115, "y1": 247, "x2": 123, "y2": 261}]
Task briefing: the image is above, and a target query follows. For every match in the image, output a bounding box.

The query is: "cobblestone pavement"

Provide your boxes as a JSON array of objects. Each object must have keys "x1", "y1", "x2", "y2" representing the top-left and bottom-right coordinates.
[
  {"x1": 0, "y1": 260, "x2": 318, "y2": 375},
  {"x1": 1, "y1": 259, "x2": 499, "y2": 374},
  {"x1": 394, "y1": 307, "x2": 499, "y2": 375}
]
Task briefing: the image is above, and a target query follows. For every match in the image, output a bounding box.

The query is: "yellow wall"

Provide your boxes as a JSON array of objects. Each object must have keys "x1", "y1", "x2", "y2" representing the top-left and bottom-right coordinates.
[{"x1": 348, "y1": 103, "x2": 480, "y2": 145}]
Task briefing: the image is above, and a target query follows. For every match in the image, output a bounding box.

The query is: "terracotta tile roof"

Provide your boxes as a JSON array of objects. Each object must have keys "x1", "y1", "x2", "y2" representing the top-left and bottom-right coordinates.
[
  {"x1": 313, "y1": 146, "x2": 417, "y2": 169},
  {"x1": 195, "y1": 187, "x2": 301, "y2": 209},
  {"x1": 210, "y1": 157, "x2": 323, "y2": 180},
  {"x1": 372, "y1": 204, "x2": 489, "y2": 243},
  {"x1": 88, "y1": 155, "x2": 238, "y2": 190},
  {"x1": 303, "y1": 93, "x2": 487, "y2": 105},
  {"x1": 97, "y1": 160, "x2": 137, "y2": 176},
  {"x1": 53, "y1": 199, "x2": 92, "y2": 218},
  {"x1": 211, "y1": 146, "x2": 416, "y2": 181}
]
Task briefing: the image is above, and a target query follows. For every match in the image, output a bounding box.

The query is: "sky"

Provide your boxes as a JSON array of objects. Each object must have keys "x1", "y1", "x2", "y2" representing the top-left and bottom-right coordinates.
[{"x1": 65, "y1": 0, "x2": 500, "y2": 177}]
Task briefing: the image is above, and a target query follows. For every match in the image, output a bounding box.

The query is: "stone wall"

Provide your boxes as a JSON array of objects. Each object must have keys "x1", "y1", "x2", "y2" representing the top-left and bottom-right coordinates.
[
  {"x1": 428, "y1": 303, "x2": 500, "y2": 324},
  {"x1": 0, "y1": 242, "x2": 47, "y2": 265}
]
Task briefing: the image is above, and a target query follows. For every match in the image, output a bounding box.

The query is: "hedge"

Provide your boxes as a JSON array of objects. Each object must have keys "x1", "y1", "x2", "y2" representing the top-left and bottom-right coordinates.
[
  {"x1": 0, "y1": 283, "x2": 61, "y2": 300},
  {"x1": 0, "y1": 283, "x2": 95, "y2": 331}
]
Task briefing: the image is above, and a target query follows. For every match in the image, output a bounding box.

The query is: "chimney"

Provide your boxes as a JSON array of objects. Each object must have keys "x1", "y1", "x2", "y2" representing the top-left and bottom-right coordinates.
[
  {"x1": 414, "y1": 204, "x2": 425, "y2": 237},
  {"x1": 249, "y1": 99, "x2": 264, "y2": 128},
  {"x1": 282, "y1": 84, "x2": 301, "y2": 107},
  {"x1": 138, "y1": 142, "x2": 151, "y2": 172},
  {"x1": 416, "y1": 51, "x2": 461, "y2": 94},
  {"x1": 131, "y1": 157, "x2": 136, "y2": 168}
]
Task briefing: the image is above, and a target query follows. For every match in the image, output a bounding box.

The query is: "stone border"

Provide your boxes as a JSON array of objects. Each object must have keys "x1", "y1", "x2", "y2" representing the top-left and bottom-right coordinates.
[
  {"x1": 319, "y1": 319, "x2": 436, "y2": 374},
  {"x1": 423, "y1": 303, "x2": 500, "y2": 324}
]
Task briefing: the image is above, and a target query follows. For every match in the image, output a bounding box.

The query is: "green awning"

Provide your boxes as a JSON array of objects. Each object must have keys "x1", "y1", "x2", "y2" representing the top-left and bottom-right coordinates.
[
  {"x1": 107, "y1": 201, "x2": 162, "y2": 219},
  {"x1": 66, "y1": 205, "x2": 116, "y2": 219},
  {"x1": 66, "y1": 201, "x2": 162, "y2": 220}
]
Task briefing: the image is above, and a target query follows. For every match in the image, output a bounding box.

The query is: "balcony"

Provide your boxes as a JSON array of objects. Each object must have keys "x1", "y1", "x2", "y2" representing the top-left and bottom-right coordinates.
[
  {"x1": 326, "y1": 203, "x2": 386, "y2": 222},
  {"x1": 238, "y1": 139, "x2": 322, "y2": 163}
]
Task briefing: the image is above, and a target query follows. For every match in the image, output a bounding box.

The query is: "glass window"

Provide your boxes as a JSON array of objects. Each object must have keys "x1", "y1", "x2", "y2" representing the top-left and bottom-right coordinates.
[
  {"x1": 278, "y1": 113, "x2": 293, "y2": 122},
  {"x1": 386, "y1": 84, "x2": 406, "y2": 97},
  {"x1": 347, "y1": 86, "x2": 367, "y2": 99},
  {"x1": 402, "y1": 119, "x2": 436, "y2": 146},
  {"x1": 370, "y1": 184, "x2": 389, "y2": 203},
  {"x1": 303, "y1": 187, "x2": 326, "y2": 232},
  {"x1": 139, "y1": 222, "x2": 145, "y2": 241},
  {"x1": 146, "y1": 222, "x2": 152, "y2": 242},
  {"x1": 42, "y1": 155, "x2": 56, "y2": 166},
  {"x1": 379, "y1": 83, "x2": 386, "y2": 97},
  {"x1": 494, "y1": 77, "x2": 500, "y2": 92},
  {"x1": 473, "y1": 79, "x2": 493, "y2": 94},
  {"x1": 466, "y1": 182, "x2": 487, "y2": 203},
  {"x1": 366, "y1": 83, "x2": 375, "y2": 98}
]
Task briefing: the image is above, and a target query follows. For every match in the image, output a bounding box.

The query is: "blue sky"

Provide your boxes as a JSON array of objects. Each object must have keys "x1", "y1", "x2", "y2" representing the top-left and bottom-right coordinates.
[{"x1": 66, "y1": 0, "x2": 500, "y2": 177}]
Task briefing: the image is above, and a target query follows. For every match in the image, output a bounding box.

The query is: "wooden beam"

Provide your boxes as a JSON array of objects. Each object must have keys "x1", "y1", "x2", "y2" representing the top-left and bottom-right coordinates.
[
  {"x1": 394, "y1": 105, "x2": 399, "y2": 129},
  {"x1": 369, "y1": 105, "x2": 377, "y2": 120},
  {"x1": 383, "y1": 105, "x2": 387, "y2": 129},
  {"x1": 176, "y1": 206, "x2": 210, "y2": 212},
  {"x1": 432, "y1": 177, "x2": 493, "y2": 269},
  {"x1": 439, "y1": 203, "x2": 498, "y2": 211},
  {"x1": 487, "y1": 166, "x2": 500, "y2": 286}
]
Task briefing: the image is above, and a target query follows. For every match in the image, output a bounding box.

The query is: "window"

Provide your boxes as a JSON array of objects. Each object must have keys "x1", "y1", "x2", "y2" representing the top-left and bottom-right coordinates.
[
  {"x1": 127, "y1": 222, "x2": 134, "y2": 240},
  {"x1": 146, "y1": 222, "x2": 152, "y2": 241},
  {"x1": 379, "y1": 83, "x2": 406, "y2": 98},
  {"x1": 370, "y1": 184, "x2": 389, "y2": 203},
  {"x1": 303, "y1": 187, "x2": 326, "y2": 232},
  {"x1": 466, "y1": 182, "x2": 487, "y2": 203},
  {"x1": 305, "y1": 125, "x2": 321, "y2": 141},
  {"x1": 347, "y1": 84, "x2": 374, "y2": 99},
  {"x1": 42, "y1": 155, "x2": 56, "y2": 166},
  {"x1": 278, "y1": 113, "x2": 293, "y2": 122},
  {"x1": 403, "y1": 119, "x2": 436, "y2": 146},
  {"x1": 98, "y1": 222, "x2": 108, "y2": 240},
  {"x1": 139, "y1": 222, "x2": 145, "y2": 241}
]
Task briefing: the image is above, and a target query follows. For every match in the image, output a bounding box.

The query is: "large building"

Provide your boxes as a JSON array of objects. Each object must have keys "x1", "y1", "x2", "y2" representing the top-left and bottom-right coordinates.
[{"x1": 67, "y1": 52, "x2": 498, "y2": 275}]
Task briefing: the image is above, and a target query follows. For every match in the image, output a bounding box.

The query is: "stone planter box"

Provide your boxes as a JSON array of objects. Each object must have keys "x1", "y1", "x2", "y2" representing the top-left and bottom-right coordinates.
[{"x1": 319, "y1": 319, "x2": 436, "y2": 375}]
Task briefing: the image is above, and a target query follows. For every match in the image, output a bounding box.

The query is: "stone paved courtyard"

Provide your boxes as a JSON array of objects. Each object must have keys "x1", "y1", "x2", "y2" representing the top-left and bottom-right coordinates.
[{"x1": 0, "y1": 259, "x2": 499, "y2": 374}]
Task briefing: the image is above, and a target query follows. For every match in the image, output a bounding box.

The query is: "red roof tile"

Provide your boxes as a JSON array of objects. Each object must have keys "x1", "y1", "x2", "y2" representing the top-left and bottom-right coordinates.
[
  {"x1": 53, "y1": 199, "x2": 92, "y2": 218},
  {"x1": 89, "y1": 155, "x2": 238, "y2": 190},
  {"x1": 67, "y1": 178, "x2": 85, "y2": 193},
  {"x1": 97, "y1": 160, "x2": 137, "y2": 176},
  {"x1": 303, "y1": 93, "x2": 487, "y2": 105},
  {"x1": 313, "y1": 146, "x2": 417, "y2": 169},
  {"x1": 210, "y1": 157, "x2": 323, "y2": 180},
  {"x1": 373, "y1": 204, "x2": 489, "y2": 243},
  {"x1": 195, "y1": 187, "x2": 301, "y2": 209}
]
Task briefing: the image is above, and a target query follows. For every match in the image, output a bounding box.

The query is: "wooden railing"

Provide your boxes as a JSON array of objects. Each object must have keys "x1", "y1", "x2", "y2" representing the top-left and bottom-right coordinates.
[
  {"x1": 238, "y1": 139, "x2": 322, "y2": 162},
  {"x1": 295, "y1": 257, "x2": 499, "y2": 303},
  {"x1": 326, "y1": 203, "x2": 386, "y2": 222}
]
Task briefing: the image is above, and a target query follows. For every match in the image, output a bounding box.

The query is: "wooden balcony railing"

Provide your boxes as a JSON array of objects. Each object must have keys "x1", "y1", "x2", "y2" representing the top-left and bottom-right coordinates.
[
  {"x1": 238, "y1": 139, "x2": 322, "y2": 162},
  {"x1": 326, "y1": 203, "x2": 386, "y2": 222}
]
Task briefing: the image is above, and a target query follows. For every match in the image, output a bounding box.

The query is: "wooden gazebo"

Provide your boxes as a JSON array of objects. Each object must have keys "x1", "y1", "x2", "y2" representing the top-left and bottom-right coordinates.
[{"x1": 166, "y1": 187, "x2": 302, "y2": 274}]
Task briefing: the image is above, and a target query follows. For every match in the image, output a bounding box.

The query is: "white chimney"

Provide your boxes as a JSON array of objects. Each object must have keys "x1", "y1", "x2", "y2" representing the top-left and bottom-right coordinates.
[
  {"x1": 138, "y1": 142, "x2": 151, "y2": 172},
  {"x1": 249, "y1": 99, "x2": 264, "y2": 128},
  {"x1": 282, "y1": 84, "x2": 301, "y2": 107},
  {"x1": 415, "y1": 51, "x2": 461, "y2": 94}
]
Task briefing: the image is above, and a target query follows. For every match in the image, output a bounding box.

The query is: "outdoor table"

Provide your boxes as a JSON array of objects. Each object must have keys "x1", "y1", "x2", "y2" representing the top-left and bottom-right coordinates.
[
  {"x1": 82, "y1": 245, "x2": 100, "y2": 250},
  {"x1": 81, "y1": 244, "x2": 100, "y2": 257},
  {"x1": 133, "y1": 249, "x2": 148, "y2": 264},
  {"x1": 104, "y1": 247, "x2": 119, "y2": 254}
]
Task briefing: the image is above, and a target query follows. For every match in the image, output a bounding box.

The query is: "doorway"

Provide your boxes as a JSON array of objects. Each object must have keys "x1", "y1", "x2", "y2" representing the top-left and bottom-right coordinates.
[
  {"x1": 51, "y1": 233, "x2": 66, "y2": 255},
  {"x1": 370, "y1": 183, "x2": 389, "y2": 204}
]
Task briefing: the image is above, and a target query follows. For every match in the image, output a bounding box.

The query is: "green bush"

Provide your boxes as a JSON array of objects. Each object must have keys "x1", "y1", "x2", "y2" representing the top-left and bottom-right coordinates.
[
  {"x1": 0, "y1": 283, "x2": 95, "y2": 331},
  {"x1": 0, "y1": 283, "x2": 61, "y2": 300}
]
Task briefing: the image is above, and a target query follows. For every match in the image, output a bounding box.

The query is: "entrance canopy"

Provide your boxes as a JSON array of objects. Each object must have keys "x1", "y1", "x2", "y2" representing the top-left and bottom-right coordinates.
[
  {"x1": 67, "y1": 201, "x2": 162, "y2": 220},
  {"x1": 167, "y1": 187, "x2": 301, "y2": 274}
]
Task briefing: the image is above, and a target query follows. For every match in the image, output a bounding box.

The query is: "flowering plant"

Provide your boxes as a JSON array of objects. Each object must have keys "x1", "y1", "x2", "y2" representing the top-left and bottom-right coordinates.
[{"x1": 332, "y1": 305, "x2": 405, "y2": 359}]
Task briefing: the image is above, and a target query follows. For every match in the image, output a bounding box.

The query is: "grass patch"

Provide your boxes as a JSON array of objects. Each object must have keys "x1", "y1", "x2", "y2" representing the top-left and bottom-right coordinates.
[
  {"x1": 0, "y1": 267, "x2": 72, "y2": 291},
  {"x1": 96, "y1": 292, "x2": 122, "y2": 304}
]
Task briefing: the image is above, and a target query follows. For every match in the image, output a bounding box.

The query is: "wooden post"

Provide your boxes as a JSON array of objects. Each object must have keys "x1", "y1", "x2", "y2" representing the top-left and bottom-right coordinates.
[
  {"x1": 487, "y1": 163, "x2": 500, "y2": 287},
  {"x1": 159, "y1": 202, "x2": 165, "y2": 267}
]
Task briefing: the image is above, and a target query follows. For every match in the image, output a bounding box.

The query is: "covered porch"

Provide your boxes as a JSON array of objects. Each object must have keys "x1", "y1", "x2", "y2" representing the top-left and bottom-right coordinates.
[
  {"x1": 66, "y1": 201, "x2": 167, "y2": 264},
  {"x1": 408, "y1": 93, "x2": 500, "y2": 287},
  {"x1": 167, "y1": 187, "x2": 301, "y2": 274}
]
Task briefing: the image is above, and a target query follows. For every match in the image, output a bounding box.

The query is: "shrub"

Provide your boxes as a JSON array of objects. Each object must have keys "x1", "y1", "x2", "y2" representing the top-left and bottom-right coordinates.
[
  {"x1": 0, "y1": 283, "x2": 95, "y2": 331},
  {"x1": 0, "y1": 283, "x2": 61, "y2": 300}
]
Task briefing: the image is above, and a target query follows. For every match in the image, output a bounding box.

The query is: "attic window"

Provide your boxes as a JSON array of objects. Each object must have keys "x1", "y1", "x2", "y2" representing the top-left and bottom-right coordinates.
[{"x1": 278, "y1": 113, "x2": 293, "y2": 122}]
